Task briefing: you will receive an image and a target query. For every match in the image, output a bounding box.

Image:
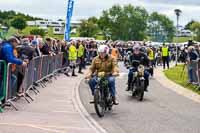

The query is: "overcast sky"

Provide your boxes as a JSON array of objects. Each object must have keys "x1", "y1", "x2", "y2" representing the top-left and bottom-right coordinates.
[{"x1": 0, "y1": 0, "x2": 200, "y2": 26}]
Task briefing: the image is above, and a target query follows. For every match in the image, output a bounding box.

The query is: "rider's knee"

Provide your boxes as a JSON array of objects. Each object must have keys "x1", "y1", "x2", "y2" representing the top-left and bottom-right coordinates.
[
  {"x1": 144, "y1": 70, "x2": 149, "y2": 79},
  {"x1": 89, "y1": 78, "x2": 96, "y2": 85},
  {"x1": 108, "y1": 76, "x2": 115, "y2": 84}
]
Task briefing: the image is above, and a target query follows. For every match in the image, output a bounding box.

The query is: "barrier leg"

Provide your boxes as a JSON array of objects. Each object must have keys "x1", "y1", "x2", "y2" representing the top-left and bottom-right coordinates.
[
  {"x1": 32, "y1": 86, "x2": 40, "y2": 93},
  {"x1": 53, "y1": 72, "x2": 57, "y2": 80},
  {"x1": 25, "y1": 93, "x2": 34, "y2": 101},
  {"x1": 17, "y1": 94, "x2": 30, "y2": 104},
  {"x1": 30, "y1": 87, "x2": 38, "y2": 95},
  {"x1": 40, "y1": 82, "x2": 45, "y2": 88},
  {"x1": 3, "y1": 100, "x2": 18, "y2": 111},
  {"x1": 41, "y1": 80, "x2": 47, "y2": 87}
]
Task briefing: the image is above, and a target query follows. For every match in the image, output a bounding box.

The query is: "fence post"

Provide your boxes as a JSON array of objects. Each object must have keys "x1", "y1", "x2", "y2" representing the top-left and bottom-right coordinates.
[{"x1": 0, "y1": 60, "x2": 7, "y2": 113}]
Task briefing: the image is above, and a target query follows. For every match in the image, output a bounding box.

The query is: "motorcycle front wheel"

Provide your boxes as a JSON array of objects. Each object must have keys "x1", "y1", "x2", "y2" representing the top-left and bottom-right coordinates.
[
  {"x1": 94, "y1": 89, "x2": 106, "y2": 117},
  {"x1": 136, "y1": 79, "x2": 145, "y2": 101}
]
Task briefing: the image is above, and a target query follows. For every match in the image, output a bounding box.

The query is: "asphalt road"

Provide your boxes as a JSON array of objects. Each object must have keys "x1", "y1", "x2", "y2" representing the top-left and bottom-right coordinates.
[{"x1": 79, "y1": 63, "x2": 200, "y2": 133}]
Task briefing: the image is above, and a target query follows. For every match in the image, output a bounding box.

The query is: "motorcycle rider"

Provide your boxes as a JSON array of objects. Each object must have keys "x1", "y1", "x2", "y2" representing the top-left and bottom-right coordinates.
[
  {"x1": 126, "y1": 46, "x2": 150, "y2": 92},
  {"x1": 85, "y1": 45, "x2": 119, "y2": 105}
]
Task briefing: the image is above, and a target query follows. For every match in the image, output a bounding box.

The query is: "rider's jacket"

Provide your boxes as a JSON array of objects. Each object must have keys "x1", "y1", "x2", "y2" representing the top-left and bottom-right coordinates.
[
  {"x1": 86, "y1": 55, "x2": 119, "y2": 78},
  {"x1": 129, "y1": 53, "x2": 150, "y2": 68}
]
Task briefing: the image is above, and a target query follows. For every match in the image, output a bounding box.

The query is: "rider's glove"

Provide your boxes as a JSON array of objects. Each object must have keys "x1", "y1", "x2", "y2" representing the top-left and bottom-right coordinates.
[{"x1": 112, "y1": 72, "x2": 119, "y2": 77}]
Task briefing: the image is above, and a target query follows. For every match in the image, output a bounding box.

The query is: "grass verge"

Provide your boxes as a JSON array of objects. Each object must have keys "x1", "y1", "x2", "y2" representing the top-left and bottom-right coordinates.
[{"x1": 164, "y1": 64, "x2": 200, "y2": 95}]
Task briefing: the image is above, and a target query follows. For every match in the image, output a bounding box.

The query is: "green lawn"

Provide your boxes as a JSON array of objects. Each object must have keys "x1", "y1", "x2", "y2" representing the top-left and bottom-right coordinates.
[
  {"x1": 5, "y1": 26, "x2": 106, "y2": 40},
  {"x1": 172, "y1": 36, "x2": 192, "y2": 43},
  {"x1": 164, "y1": 64, "x2": 200, "y2": 95}
]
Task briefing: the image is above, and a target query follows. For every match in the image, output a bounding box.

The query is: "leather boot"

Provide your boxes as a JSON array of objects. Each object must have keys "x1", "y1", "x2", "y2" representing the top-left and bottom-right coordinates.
[
  {"x1": 112, "y1": 96, "x2": 119, "y2": 105},
  {"x1": 72, "y1": 69, "x2": 77, "y2": 77}
]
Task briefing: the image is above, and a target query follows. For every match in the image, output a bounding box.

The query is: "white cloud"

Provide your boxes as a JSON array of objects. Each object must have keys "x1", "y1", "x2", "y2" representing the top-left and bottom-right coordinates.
[{"x1": 0, "y1": 0, "x2": 199, "y2": 26}]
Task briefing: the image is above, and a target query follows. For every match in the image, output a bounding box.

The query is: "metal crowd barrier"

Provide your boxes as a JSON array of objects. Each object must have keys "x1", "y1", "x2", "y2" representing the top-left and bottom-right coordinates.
[
  {"x1": 41, "y1": 55, "x2": 50, "y2": 79},
  {"x1": 1, "y1": 53, "x2": 64, "y2": 111},
  {"x1": 4, "y1": 63, "x2": 19, "y2": 110},
  {"x1": 0, "y1": 60, "x2": 7, "y2": 112}
]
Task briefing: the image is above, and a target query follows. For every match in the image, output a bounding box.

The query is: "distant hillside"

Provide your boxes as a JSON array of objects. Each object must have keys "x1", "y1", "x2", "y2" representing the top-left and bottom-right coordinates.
[{"x1": 0, "y1": 10, "x2": 43, "y2": 27}]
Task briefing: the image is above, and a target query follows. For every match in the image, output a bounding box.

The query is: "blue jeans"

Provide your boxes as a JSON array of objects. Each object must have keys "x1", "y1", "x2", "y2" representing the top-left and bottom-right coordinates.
[
  {"x1": 89, "y1": 76, "x2": 116, "y2": 96},
  {"x1": 11, "y1": 74, "x2": 17, "y2": 91}
]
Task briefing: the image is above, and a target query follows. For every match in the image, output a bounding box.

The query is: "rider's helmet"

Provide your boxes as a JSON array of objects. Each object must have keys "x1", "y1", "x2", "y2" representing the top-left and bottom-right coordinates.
[
  {"x1": 98, "y1": 45, "x2": 109, "y2": 56},
  {"x1": 132, "y1": 45, "x2": 141, "y2": 55},
  {"x1": 140, "y1": 46, "x2": 147, "y2": 54}
]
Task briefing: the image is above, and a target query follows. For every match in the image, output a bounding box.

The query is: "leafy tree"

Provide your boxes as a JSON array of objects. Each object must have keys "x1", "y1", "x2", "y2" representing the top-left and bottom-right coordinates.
[
  {"x1": 98, "y1": 4, "x2": 148, "y2": 41},
  {"x1": 185, "y1": 20, "x2": 196, "y2": 30},
  {"x1": 148, "y1": 12, "x2": 175, "y2": 42},
  {"x1": 190, "y1": 22, "x2": 200, "y2": 41},
  {"x1": 0, "y1": 10, "x2": 42, "y2": 28},
  {"x1": 78, "y1": 18, "x2": 99, "y2": 37},
  {"x1": 30, "y1": 28, "x2": 45, "y2": 37},
  {"x1": 11, "y1": 17, "x2": 27, "y2": 32}
]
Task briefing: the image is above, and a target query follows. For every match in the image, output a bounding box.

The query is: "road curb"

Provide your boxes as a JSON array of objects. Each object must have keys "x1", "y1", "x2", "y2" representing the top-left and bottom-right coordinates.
[
  {"x1": 155, "y1": 68, "x2": 200, "y2": 103},
  {"x1": 72, "y1": 77, "x2": 108, "y2": 133}
]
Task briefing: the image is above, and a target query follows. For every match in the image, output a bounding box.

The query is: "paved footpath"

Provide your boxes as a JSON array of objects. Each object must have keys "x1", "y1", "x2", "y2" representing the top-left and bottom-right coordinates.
[{"x1": 0, "y1": 74, "x2": 100, "y2": 133}]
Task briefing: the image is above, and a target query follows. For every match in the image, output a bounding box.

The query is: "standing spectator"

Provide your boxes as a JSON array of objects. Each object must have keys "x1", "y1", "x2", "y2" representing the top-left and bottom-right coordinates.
[
  {"x1": 77, "y1": 40, "x2": 84, "y2": 74},
  {"x1": 36, "y1": 38, "x2": 43, "y2": 56},
  {"x1": 67, "y1": 41, "x2": 78, "y2": 76},
  {"x1": 187, "y1": 46, "x2": 199, "y2": 84},
  {"x1": 31, "y1": 40, "x2": 39, "y2": 57},
  {"x1": 111, "y1": 44, "x2": 119, "y2": 60},
  {"x1": 41, "y1": 38, "x2": 51, "y2": 55},
  {"x1": 17, "y1": 40, "x2": 34, "y2": 61},
  {"x1": 161, "y1": 43, "x2": 170, "y2": 69},
  {"x1": 0, "y1": 37, "x2": 27, "y2": 100},
  {"x1": 52, "y1": 39, "x2": 59, "y2": 54},
  {"x1": 57, "y1": 40, "x2": 62, "y2": 53},
  {"x1": 61, "y1": 41, "x2": 68, "y2": 67}
]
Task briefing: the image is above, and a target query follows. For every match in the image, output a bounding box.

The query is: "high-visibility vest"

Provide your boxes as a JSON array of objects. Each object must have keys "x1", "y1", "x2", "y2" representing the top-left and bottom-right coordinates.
[
  {"x1": 111, "y1": 48, "x2": 119, "y2": 59},
  {"x1": 69, "y1": 45, "x2": 77, "y2": 61},
  {"x1": 162, "y1": 47, "x2": 169, "y2": 57},
  {"x1": 78, "y1": 44, "x2": 84, "y2": 58},
  {"x1": 148, "y1": 49, "x2": 154, "y2": 60}
]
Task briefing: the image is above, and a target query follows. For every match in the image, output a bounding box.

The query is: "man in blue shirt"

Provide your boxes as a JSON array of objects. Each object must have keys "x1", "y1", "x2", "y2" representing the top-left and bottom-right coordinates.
[{"x1": 0, "y1": 37, "x2": 27, "y2": 103}]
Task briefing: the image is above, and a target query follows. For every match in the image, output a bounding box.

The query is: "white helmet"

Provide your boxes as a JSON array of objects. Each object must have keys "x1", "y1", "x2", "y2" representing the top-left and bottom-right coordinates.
[{"x1": 98, "y1": 45, "x2": 109, "y2": 54}]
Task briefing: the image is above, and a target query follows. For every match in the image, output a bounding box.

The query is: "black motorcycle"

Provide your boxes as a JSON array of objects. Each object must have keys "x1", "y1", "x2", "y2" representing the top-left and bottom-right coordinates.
[
  {"x1": 129, "y1": 61, "x2": 145, "y2": 101},
  {"x1": 93, "y1": 72, "x2": 113, "y2": 117}
]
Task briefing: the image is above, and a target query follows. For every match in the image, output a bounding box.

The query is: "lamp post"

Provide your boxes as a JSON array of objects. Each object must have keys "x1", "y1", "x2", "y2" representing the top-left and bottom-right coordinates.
[{"x1": 174, "y1": 9, "x2": 182, "y2": 66}]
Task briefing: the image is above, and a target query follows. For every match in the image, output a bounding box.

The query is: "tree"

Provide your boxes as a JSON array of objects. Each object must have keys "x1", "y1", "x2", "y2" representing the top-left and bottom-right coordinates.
[
  {"x1": 30, "y1": 28, "x2": 45, "y2": 37},
  {"x1": 0, "y1": 10, "x2": 42, "y2": 28},
  {"x1": 98, "y1": 4, "x2": 148, "y2": 41},
  {"x1": 78, "y1": 17, "x2": 99, "y2": 37},
  {"x1": 148, "y1": 12, "x2": 175, "y2": 42},
  {"x1": 185, "y1": 20, "x2": 196, "y2": 30},
  {"x1": 11, "y1": 17, "x2": 27, "y2": 32},
  {"x1": 190, "y1": 22, "x2": 200, "y2": 41}
]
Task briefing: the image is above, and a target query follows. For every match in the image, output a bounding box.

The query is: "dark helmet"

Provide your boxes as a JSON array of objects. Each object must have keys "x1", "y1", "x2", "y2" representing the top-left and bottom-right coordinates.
[{"x1": 140, "y1": 46, "x2": 147, "y2": 53}]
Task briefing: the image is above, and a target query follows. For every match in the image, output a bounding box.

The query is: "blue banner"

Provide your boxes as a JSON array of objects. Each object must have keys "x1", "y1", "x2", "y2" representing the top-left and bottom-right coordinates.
[{"x1": 65, "y1": 0, "x2": 74, "y2": 41}]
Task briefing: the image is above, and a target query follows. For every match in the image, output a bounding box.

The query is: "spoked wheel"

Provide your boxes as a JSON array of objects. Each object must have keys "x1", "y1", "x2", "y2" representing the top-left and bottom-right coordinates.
[
  {"x1": 136, "y1": 79, "x2": 144, "y2": 101},
  {"x1": 131, "y1": 80, "x2": 136, "y2": 97},
  {"x1": 94, "y1": 89, "x2": 106, "y2": 117}
]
